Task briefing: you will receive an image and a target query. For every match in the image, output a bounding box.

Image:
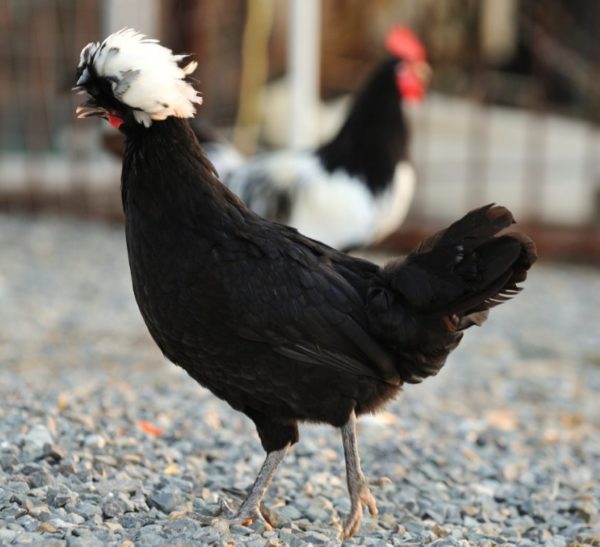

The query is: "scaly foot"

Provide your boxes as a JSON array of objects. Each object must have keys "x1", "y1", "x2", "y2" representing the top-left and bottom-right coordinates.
[
  {"x1": 341, "y1": 411, "x2": 380, "y2": 538},
  {"x1": 342, "y1": 479, "x2": 378, "y2": 539},
  {"x1": 197, "y1": 447, "x2": 288, "y2": 530}
]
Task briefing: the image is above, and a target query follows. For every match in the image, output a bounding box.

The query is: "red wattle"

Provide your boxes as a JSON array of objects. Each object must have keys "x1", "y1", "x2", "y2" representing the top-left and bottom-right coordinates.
[
  {"x1": 108, "y1": 114, "x2": 124, "y2": 129},
  {"x1": 396, "y1": 69, "x2": 425, "y2": 103}
]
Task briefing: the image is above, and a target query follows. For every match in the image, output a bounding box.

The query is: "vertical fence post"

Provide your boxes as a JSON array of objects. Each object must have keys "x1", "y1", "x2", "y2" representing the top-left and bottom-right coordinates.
[{"x1": 288, "y1": 0, "x2": 321, "y2": 150}]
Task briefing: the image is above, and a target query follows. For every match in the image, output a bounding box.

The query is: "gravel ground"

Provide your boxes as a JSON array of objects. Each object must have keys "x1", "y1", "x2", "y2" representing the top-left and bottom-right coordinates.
[{"x1": 1, "y1": 213, "x2": 599, "y2": 546}]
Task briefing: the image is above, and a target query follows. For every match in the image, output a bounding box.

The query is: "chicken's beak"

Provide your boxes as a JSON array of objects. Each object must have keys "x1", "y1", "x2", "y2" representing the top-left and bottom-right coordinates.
[{"x1": 75, "y1": 99, "x2": 107, "y2": 119}]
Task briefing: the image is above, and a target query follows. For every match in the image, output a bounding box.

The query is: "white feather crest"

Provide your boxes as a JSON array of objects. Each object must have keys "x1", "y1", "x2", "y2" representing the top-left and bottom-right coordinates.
[{"x1": 78, "y1": 28, "x2": 202, "y2": 127}]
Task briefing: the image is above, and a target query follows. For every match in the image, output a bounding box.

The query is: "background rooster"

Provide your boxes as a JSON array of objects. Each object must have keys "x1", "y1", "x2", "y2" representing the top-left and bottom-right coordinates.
[
  {"x1": 74, "y1": 29, "x2": 535, "y2": 539},
  {"x1": 226, "y1": 26, "x2": 430, "y2": 251}
]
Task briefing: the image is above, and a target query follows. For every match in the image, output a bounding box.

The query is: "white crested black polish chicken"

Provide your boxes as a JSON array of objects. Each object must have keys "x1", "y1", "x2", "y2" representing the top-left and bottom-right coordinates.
[
  {"x1": 74, "y1": 29, "x2": 536, "y2": 538},
  {"x1": 227, "y1": 26, "x2": 430, "y2": 252}
]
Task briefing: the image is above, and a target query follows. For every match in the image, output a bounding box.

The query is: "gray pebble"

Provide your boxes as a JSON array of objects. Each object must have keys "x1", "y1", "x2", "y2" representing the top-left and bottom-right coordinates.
[
  {"x1": 101, "y1": 493, "x2": 126, "y2": 518},
  {"x1": 66, "y1": 534, "x2": 104, "y2": 547},
  {"x1": 95, "y1": 478, "x2": 142, "y2": 496},
  {"x1": 17, "y1": 515, "x2": 40, "y2": 532},
  {"x1": 74, "y1": 501, "x2": 100, "y2": 520},
  {"x1": 192, "y1": 498, "x2": 221, "y2": 516},
  {"x1": 49, "y1": 517, "x2": 76, "y2": 530},
  {"x1": 0, "y1": 529, "x2": 20, "y2": 543},
  {"x1": 83, "y1": 434, "x2": 106, "y2": 450},
  {"x1": 269, "y1": 504, "x2": 303, "y2": 528},
  {"x1": 20, "y1": 425, "x2": 54, "y2": 462},
  {"x1": 148, "y1": 487, "x2": 182, "y2": 514},
  {"x1": 47, "y1": 487, "x2": 76, "y2": 508},
  {"x1": 121, "y1": 512, "x2": 145, "y2": 529},
  {"x1": 27, "y1": 469, "x2": 54, "y2": 488},
  {"x1": 225, "y1": 524, "x2": 250, "y2": 534},
  {"x1": 136, "y1": 523, "x2": 168, "y2": 544},
  {"x1": 13, "y1": 532, "x2": 51, "y2": 545}
]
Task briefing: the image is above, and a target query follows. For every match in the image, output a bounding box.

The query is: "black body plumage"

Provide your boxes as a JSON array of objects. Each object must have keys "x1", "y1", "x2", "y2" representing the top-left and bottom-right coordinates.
[{"x1": 120, "y1": 117, "x2": 536, "y2": 453}]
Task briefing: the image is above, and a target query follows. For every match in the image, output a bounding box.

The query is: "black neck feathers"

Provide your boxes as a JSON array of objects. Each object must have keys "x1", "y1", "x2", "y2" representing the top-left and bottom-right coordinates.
[
  {"x1": 316, "y1": 57, "x2": 409, "y2": 194},
  {"x1": 120, "y1": 117, "x2": 240, "y2": 225}
]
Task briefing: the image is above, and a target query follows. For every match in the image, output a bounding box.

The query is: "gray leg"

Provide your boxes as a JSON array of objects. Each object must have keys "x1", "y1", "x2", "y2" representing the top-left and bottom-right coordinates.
[
  {"x1": 221, "y1": 444, "x2": 289, "y2": 527},
  {"x1": 341, "y1": 411, "x2": 378, "y2": 538}
]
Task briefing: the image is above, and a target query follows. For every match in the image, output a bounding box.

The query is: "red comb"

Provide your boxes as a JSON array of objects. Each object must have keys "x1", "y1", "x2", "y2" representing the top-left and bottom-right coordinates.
[{"x1": 385, "y1": 26, "x2": 426, "y2": 62}]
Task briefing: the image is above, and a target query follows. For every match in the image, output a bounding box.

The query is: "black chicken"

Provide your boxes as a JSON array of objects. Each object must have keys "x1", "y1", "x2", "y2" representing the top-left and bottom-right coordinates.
[{"x1": 74, "y1": 29, "x2": 536, "y2": 538}]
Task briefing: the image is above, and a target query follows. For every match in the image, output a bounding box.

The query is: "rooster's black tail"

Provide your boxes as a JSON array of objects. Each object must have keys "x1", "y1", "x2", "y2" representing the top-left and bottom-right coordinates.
[{"x1": 366, "y1": 204, "x2": 537, "y2": 384}]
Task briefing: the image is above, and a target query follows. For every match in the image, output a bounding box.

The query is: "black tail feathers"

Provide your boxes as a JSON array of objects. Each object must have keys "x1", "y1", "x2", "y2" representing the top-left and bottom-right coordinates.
[
  {"x1": 385, "y1": 204, "x2": 536, "y2": 319},
  {"x1": 366, "y1": 204, "x2": 536, "y2": 384}
]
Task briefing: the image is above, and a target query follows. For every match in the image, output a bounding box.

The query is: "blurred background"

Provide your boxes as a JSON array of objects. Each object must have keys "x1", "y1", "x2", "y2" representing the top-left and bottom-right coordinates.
[{"x1": 0, "y1": 0, "x2": 599, "y2": 260}]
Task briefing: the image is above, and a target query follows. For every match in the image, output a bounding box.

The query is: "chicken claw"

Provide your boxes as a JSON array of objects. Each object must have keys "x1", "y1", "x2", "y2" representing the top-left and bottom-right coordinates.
[{"x1": 343, "y1": 478, "x2": 378, "y2": 538}]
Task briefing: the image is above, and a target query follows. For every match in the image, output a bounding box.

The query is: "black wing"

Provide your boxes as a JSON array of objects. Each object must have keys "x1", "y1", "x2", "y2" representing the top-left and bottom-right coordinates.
[{"x1": 213, "y1": 223, "x2": 398, "y2": 384}]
